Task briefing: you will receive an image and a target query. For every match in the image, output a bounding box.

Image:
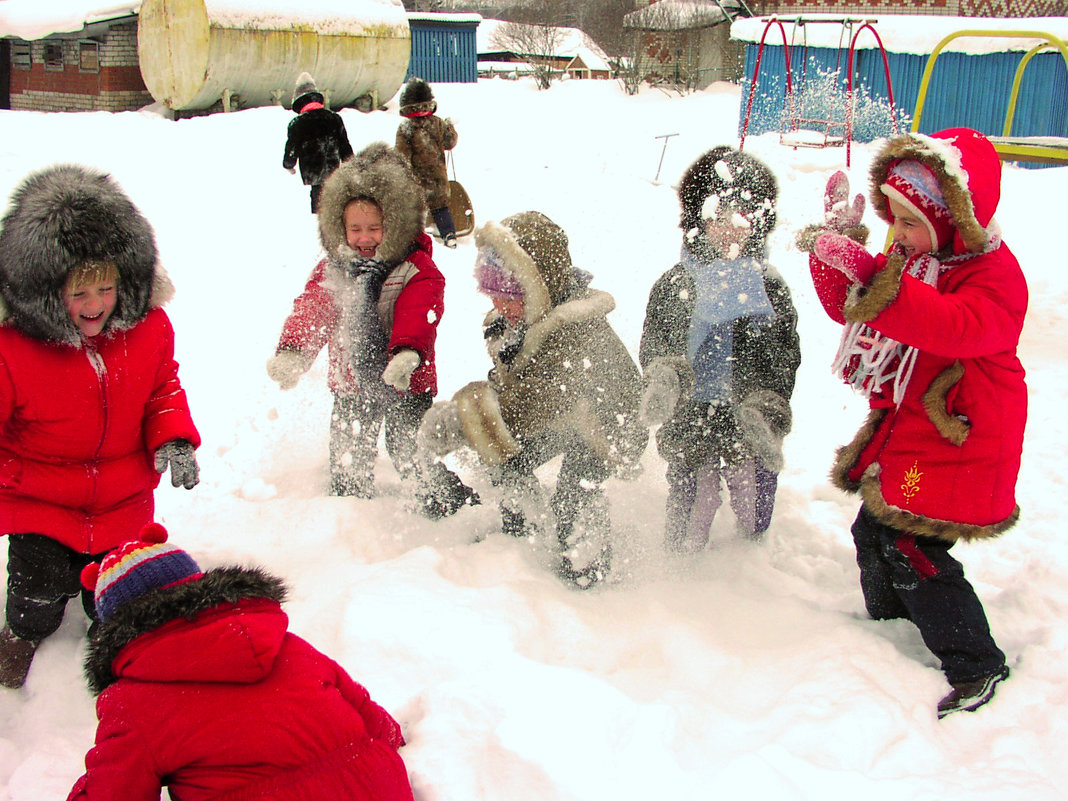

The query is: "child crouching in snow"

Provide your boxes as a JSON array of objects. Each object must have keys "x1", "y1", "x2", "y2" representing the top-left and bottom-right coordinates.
[
  {"x1": 417, "y1": 211, "x2": 648, "y2": 588},
  {"x1": 267, "y1": 142, "x2": 477, "y2": 518},
  {"x1": 639, "y1": 146, "x2": 800, "y2": 551},
  {"x1": 68, "y1": 524, "x2": 413, "y2": 801},
  {"x1": 796, "y1": 128, "x2": 1027, "y2": 719},
  {"x1": 0, "y1": 164, "x2": 200, "y2": 690}
]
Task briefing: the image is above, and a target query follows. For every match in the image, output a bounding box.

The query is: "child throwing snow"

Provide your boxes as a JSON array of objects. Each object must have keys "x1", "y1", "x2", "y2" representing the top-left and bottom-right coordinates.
[
  {"x1": 283, "y1": 72, "x2": 354, "y2": 214},
  {"x1": 267, "y1": 142, "x2": 477, "y2": 518},
  {"x1": 68, "y1": 524, "x2": 414, "y2": 801},
  {"x1": 395, "y1": 77, "x2": 459, "y2": 248},
  {"x1": 418, "y1": 211, "x2": 648, "y2": 588},
  {"x1": 639, "y1": 147, "x2": 800, "y2": 551},
  {"x1": 796, "y1": 128, "x2": 1027, "y2": 719},
  {"x1": 0, "y1": 164, "x2": 200, "y2": 689}
]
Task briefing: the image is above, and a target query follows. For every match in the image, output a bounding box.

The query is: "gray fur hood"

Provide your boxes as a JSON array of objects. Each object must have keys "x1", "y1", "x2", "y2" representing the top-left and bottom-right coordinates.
[
  {"x1": 317, "y1": 141, "x2": 427, "y2": 267},
  {"x1": 0, "y1": 163, "x2": 173, "y2": 345}
]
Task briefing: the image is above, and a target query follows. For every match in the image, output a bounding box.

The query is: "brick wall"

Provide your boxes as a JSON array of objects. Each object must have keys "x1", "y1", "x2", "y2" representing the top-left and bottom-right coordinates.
[{"x1": 8, "y1": 21, "x2": 153, "y2": 112}]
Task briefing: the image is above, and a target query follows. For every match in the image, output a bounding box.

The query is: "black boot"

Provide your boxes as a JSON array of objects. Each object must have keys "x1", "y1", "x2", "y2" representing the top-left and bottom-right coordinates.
[
  {"x1": 415, "y1": 462, "x2": 480, "y2": 519},
  {"x1": 0, "y1": 626, "x2": 38, "y2": 689}
]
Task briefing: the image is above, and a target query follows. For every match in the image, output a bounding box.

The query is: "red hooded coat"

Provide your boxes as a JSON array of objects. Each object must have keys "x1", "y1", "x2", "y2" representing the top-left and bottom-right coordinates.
[
  {"x1": 808, "y1": 128, "x2": 1027, "y2": 542},
  {"x1": 68, "y1": 583, "x2": 413, "y2": 801},
  {"x1": 0, "y1": 308, "x2": 200, "y2": 553}
]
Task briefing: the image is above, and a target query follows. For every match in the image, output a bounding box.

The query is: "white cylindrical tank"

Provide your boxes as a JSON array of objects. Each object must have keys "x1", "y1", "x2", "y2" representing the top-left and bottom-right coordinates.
[{"x1": 137, "y1": 0, "x2": 411, "y2": 111}]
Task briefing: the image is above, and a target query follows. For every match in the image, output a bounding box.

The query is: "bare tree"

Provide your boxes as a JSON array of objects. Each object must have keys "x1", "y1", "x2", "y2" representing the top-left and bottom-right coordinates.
[{"x1": 490, "y1": 21, "x2": 567, "y2": 89}]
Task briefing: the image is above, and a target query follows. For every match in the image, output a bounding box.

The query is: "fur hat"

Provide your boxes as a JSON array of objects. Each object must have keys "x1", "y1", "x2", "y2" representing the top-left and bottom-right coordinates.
[
  {"x1": 880, "y1": 159, "x2": 954, "y2": 251},
  {"x1": 399, "y1": 77, "x2": 437, "y2": 117},
  {"x1": 0, "y1": 163, "x2": 170, "y2": 345},
  {"x1": 317, "y1": 142, "x2": 427, "y2": 266},
  {"x1": 81, "y1": 523, "x2": 203, "y2": 624},
  {"x1": 678, "y1": 146, "x2": 778, "y2": 257},
  {"x1": 292, "y1": 72, "x2": 324, "y2": 112}
]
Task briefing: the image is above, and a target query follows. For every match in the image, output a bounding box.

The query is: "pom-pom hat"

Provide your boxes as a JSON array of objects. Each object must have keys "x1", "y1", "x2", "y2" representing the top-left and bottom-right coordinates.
[
  {"x1": 292, "y1": 72, "x2": 324, "y2": 112},
  {"x1": 81, "y1": 523, "x2": 203, "y2": 624}
]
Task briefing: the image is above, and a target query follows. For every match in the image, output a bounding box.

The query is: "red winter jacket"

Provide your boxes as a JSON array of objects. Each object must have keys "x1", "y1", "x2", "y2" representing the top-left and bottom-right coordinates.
[
  {"x1": 0, "y1": 308, "x2": 200, "y2": 554},
  {"x1": 276, "y1": 233, "x2": 443, "y2": 396},
  {"x1": 809, "y1": 128, "x2": 1027, "y2": 542},
  {"x1": 68, "y1": 597, "x2": 413, "y2": 801}
]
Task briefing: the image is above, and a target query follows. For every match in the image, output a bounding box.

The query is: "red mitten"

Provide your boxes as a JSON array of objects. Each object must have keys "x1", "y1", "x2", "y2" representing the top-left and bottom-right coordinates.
[
  {"x1": 814, "y1": 232, "x2": 878, "y2": 284},
  {"x1": 823, "y1": 170, "x2": 865, "y2": 232}
]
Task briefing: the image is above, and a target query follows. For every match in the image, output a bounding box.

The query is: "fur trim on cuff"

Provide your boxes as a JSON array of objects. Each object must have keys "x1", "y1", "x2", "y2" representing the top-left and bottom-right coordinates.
[
  {"x1": 796, "y1": 223, "x2": 869, "y2": 254},
  {"x1": 922, "y1": 360, "x2": 970, "y2": 446},
  {"x1": 843, "y1": 250, "x2": 906, "y2": 324},
  {"x1": 454, "y1": 380, "x2": 521, "y2": 466}
]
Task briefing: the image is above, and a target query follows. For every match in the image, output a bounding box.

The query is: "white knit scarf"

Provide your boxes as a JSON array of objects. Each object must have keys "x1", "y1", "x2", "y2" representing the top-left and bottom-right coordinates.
[{"x1": 831, "y1": 252, "x2": 947, "y2": 405}]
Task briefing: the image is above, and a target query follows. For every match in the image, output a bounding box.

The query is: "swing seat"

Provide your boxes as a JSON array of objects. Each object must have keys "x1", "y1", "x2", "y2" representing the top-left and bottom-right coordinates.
[{"x1": 780, "y1": 117, "x2": 846, "y2": 148}]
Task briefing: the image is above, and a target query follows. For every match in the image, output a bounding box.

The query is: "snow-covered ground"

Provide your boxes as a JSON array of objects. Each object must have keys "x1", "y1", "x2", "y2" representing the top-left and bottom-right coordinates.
[{"x1": 1, "y1": 77, "x2": 1066, "y2": 800}]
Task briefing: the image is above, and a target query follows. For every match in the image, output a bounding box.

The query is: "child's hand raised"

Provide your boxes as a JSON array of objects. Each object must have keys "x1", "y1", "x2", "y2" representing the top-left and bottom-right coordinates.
[
  {"x1": 814, "y1": 231, "x2": 878, "y2": 285},
  {"x1": 823, "y1": 171, "x2": 866, "y2": 232}
]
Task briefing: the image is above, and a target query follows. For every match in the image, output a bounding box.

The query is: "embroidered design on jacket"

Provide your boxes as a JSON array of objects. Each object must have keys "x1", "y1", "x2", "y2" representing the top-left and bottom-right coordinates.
[{"x1": 901, "y1": 461, "x2": 923, "y2": 502}]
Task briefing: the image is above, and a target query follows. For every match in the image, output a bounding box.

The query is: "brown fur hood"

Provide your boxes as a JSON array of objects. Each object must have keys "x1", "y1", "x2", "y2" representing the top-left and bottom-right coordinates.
[{"x1": 317, "y1": 141, "x2": 427, "y2": 267}]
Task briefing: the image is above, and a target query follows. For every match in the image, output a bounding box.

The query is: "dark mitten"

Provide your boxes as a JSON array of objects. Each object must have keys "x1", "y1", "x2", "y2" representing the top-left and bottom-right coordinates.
[{"x1": 154, "y1": 440, "x2": 200, "y2": 489}]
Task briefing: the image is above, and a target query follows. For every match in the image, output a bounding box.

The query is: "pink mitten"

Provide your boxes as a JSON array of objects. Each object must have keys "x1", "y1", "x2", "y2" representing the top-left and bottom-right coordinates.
[
  {"x1": 823, "y1": 171, "x2": 865, "y2": 232},
  {"x1": 814, "y1": 232, "x2": 878, "y2": 284}
]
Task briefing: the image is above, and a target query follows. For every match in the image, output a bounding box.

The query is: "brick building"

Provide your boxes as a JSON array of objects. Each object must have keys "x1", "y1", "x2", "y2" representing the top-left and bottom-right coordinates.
[
  {"x1": 4, "y1": 14, "x2": 151, "y2": 112},
  {"x1": 746, "y1": 0, "x2": 1068, "y2": 16}
]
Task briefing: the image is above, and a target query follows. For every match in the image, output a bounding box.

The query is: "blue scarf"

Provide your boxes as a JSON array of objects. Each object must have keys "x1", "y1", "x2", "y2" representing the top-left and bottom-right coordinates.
[{"x1": 683, "y1": 248, "x2": 775, "y2": 403}]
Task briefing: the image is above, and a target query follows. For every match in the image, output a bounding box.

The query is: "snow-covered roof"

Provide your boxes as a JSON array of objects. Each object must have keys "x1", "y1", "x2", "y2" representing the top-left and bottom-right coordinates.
[
  {"x1": 406, "y1": 12, "x2": 483, "y2": 25},
  {"x1": 477, "y1": 18, "x2": 611, "y2": 71},
  {"x1": 624, "y1": 0, "x2": 744, "y2": 31},
  {"x1": 731, "y1": 14, "x2": 1068, "y2": 55},
  {"x1": 0, "y1": 0, "x2": 407, "y2": 41},
  {"x1": 0, "y1": 2, "x2": 140, "y2": 40}
]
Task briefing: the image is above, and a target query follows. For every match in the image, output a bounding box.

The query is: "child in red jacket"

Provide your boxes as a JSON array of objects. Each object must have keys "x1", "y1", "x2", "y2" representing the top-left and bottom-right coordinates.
[
  {"x1": 0, "y1": 164, "x2": 200, "y2": 690},
  {"x1": 267, "y1": 142, "x2": 476, "y2": 517},
  {"x1": 68, "y1": 523, "x2": 414, "y2": 801},
  {"x1": 797, "y1": 128, "x2": 1027, "y2": 719}
]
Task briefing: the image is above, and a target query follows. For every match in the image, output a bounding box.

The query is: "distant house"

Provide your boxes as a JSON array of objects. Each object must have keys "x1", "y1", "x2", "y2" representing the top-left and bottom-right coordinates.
[
  {"x1": 406, "y1": 12, "x2": 481, "y2": 84},
  {"x1": 623, "y1": 0, "x2": 749, "y2": 90},
  {"x1": 477, "y1": 18, "x2": 612, "y2": 80}
]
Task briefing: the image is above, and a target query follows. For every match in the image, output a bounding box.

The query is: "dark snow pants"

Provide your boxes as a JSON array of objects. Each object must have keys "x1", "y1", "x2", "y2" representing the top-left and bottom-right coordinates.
[
  {"x1": 851, "y1": 506, "x2": 1006, "y2": 683},
  {"x1": 430, "y1": 206, "x2": 456, "y2": 240},
  {"x1": 5, "y1": 534, "x2": 99, "y2": 642},
  {"x1": 665, "y1": 457, "x2": 778, "y2": 550}
]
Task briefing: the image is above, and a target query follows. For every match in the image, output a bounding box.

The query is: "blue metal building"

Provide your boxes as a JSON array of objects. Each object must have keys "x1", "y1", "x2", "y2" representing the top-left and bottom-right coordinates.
[{"x1": 406, "y1": 13, "x2": 480, "y2": 84}]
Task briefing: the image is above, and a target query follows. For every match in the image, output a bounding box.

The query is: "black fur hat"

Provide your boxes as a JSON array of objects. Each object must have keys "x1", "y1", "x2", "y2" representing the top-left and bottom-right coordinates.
[
  {"x1": 678, "y1": 146, "x2": 778, "y2": 256},
  {"x1": 399, "y1": 77, "x2": 436, "y2": 116},
  {"x1": 0, "y1": 163, "x2": 170, "y2": 345}
]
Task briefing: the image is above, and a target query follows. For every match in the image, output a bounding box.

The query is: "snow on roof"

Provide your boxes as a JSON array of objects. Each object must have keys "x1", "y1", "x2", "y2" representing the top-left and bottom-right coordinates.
[
  {"x1": 0, "y1": 1, "x2": 140, "y2": 40},
  {"x1": 624, "y1": 0, "x2": 744, "y2": 31},
  {"x1": 731, "y1": 14, "x2": 1068, "y2": 55},
  {"x1": 477, "y1": 18, "x2": 611, "y2": 71},
  {"x1": 406, "y1": 12, "x2": 483, "y2": 25},
  {"x1": 0, "y1": 0, "x2": 407, "y2": 41}
]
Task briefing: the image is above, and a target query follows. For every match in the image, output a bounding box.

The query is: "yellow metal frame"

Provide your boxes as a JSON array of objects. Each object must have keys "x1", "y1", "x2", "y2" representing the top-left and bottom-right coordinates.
[{"x1": 911, "y1": 29, "x2": 1068, "y2": 165}]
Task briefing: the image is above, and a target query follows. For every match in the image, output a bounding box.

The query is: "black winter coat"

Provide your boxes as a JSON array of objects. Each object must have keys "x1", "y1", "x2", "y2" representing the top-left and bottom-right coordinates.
[
  {"x1": 283, "y1": 108, "x2": 354, "y2": 186},
  {"x1": 639, "y1": 260, "x2": 800, "y2": 469}
]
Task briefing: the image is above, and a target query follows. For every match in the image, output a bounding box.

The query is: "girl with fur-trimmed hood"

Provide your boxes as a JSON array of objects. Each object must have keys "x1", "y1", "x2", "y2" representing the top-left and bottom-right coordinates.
[
  {"x1": 639, "y1": 147, "x2": 800, "y2": 551},
  {"x1": 267, "y1": 142, "x2": 476, "y2": 518},
  {"x1": 418, "y1": 211, "x2": 648, "y2": 588},
  {"x1": 797, "y1": 127, "x2": 1027, "y2": 719},
  {"x1": 0, "y1": 164, "x2": 200, "y2": 690},
  {"x1": 68, "y1": 524, "x2": 414, "y2": 801}
]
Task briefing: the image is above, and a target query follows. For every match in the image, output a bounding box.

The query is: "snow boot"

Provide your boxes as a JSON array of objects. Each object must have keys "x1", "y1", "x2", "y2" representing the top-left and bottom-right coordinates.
[
  {"x1": 937, "y1": 666, "x2": 1009, "y2": 719},
  {"x1": 554, "y1": 486, "x2": 612, "y2": 589},
  {"x1": 414, "y1": 462, "x2": 480, "y2": 519},
  {"x1": 0, "y1": 626, "x2": 38, "y2": 689}
]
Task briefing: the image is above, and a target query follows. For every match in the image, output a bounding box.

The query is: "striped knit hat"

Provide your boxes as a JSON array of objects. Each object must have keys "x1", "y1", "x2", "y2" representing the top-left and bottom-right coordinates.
[
  {"x1": 81, "y1": 523, "x2": 203, "y2": 623},
  {"x1": 881, "y1": 159, "x2": 954, "y2": 251}
]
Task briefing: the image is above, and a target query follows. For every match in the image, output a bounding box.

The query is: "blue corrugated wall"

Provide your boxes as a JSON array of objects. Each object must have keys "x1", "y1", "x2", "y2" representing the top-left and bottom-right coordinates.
[
  {"x1": 407, "y1": 23, "x2": 478, "y2": 83},
  {"x1": 738, "y1": 43, "x2": 1068, "y2": 164}
]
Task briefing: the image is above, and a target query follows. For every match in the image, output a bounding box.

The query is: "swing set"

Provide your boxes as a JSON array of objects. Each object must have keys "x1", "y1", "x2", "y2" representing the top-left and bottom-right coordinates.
[{"x1": 738, "y1": 16, "x2": 899, "y2": 167}]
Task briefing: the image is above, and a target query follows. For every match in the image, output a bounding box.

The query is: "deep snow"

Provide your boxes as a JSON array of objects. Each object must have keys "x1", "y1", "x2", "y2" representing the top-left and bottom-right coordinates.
[{"x1": 0, "y1": 77, "x2": 1066, "y2": 800}]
